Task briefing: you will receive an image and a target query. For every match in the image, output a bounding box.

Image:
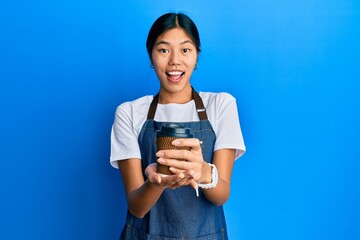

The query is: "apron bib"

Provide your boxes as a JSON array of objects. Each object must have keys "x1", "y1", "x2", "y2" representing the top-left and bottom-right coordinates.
[{"x1": 120, "y1": 88, "x2": 228, "y2": 240}]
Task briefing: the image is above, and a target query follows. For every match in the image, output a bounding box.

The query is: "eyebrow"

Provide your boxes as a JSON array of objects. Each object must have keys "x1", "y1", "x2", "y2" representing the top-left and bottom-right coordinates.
[{"x1": 155, "y1": 40, "x2": 195, "y2": 46}]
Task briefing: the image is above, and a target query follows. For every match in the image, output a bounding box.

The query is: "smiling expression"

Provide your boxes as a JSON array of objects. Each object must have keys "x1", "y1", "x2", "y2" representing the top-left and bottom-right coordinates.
[{"x1": 151, "y1": 27, "x2": 198, "y2": 100}]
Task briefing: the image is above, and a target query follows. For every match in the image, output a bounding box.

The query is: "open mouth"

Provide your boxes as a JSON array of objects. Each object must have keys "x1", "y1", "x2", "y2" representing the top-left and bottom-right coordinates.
[{"x1": 166, "y1": 71, "x2": 185, "y2": 83}]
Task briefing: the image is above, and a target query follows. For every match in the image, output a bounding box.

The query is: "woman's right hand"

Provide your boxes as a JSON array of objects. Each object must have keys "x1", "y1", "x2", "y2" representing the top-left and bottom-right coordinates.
[{"x1": 145, "y1": 163, "x2": 197, "y2": 190}]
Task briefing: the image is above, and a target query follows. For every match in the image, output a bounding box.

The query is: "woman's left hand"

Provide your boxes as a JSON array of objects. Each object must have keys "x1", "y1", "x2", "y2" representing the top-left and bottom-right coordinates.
[{"x1": 156, "y1": 138, "x2": 211, "y2": 188}]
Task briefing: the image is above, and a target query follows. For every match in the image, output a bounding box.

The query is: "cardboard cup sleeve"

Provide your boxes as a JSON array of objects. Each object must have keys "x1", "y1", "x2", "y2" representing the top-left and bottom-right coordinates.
[{"x1": 156, "y1": 136, "x2": 190, "y2": 175}]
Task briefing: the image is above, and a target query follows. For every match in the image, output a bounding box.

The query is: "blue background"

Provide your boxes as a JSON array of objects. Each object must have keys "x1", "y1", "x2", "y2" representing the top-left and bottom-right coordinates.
[{"x1": 1, "y1": 0, "x2": 359, "y2": 239}]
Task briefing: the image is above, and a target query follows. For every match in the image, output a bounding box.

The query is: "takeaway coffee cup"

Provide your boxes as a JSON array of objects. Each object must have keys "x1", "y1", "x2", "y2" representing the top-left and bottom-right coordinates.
[{"x1": 156, "y1": 123, "x2": 194, "y2": 175}]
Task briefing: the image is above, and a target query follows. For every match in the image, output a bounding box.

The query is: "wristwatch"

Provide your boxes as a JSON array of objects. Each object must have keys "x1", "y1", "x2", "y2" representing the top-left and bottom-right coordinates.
[{"x1": 198, "y1": 163, "x2": 218, "y2": 189}]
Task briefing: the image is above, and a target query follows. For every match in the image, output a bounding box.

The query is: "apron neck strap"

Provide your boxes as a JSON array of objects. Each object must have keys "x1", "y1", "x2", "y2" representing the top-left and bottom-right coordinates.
[{"x1": 147, "y1": 87, "x2": 208, "y2": 120}]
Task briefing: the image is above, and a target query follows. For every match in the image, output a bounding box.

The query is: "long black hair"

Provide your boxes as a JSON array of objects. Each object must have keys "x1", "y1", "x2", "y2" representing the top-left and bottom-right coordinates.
[{"x1": 146, "y1": 13, "x2": 201, "y2": 61}]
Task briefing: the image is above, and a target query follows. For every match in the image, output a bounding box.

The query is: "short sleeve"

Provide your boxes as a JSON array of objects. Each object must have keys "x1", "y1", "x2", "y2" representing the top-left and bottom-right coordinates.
[
  {"x1": 110, "y1": 103, "x2": 142, "y2": 168},
  {"x1": 213, "y1": 93, "x2": 246, "y2": 160}
]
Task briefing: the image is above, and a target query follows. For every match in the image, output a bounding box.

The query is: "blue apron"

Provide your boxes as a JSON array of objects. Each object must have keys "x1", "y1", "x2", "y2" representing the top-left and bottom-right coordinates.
[{"x1": 120, "y1": 88, "x2": 228, "y2": 240}]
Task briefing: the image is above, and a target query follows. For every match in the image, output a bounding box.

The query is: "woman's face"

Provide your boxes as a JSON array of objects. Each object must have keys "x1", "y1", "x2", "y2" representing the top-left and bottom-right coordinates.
[{"x1": 151, "y1": 27, "x2": 198, "y2": 97}]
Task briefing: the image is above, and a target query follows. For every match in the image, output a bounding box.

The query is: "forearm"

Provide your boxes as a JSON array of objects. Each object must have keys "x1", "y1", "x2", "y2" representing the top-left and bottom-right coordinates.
[
  {"x1": 126, "y1": 180, "x2": 164, "y2": 218},
  {"x1": 118, "y1": 159, "x2": 164, "y2": 218},
  {"x1": 202, "y1": 178, "x2": 230, "y2": 206},
  {"x1": 199, "y1": 149, "x2": 235, "y2": 206},
  {"x1": 151, "y1": 146, "x2": 236, "y2": 206}
]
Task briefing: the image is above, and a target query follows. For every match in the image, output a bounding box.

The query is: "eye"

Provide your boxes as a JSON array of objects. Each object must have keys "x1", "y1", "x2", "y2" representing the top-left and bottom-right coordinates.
[
  {"x1": 159, "y1": 49, "x2": 169, "y2": 54},
  {"x1": 182, "y1": 48, "x2": 191, "y2": 53}
]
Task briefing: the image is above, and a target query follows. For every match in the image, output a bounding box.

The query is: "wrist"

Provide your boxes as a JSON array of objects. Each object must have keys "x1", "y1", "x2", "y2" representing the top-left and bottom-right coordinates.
[{"x1": 199, "y1": 162, "x2": 212, "y2": 184}]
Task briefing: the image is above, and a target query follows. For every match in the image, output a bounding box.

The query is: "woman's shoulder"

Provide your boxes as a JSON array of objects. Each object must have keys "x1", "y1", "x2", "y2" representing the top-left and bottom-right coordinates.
[
  {"x1": 118, "y1": 95, "x2": 153, "y2": 108},
  {"x1": 115, "y1": 95, "x2": 154, "y2": 115},
  {"x1": 199, "y1": 91, "x2": 236, "y2": 107}
]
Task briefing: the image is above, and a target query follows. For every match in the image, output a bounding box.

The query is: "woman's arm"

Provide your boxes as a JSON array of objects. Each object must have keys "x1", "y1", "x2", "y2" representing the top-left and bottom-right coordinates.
[
  {"x1": 201, "y1": 148, "x2": 235, "y2": 206},
  {"x1": 118, "y1": 159, "x2": 162, "y2": 218},
  {"x1": 156, "y1": 139, "x2": 236, "y2": 206},
  {"x1": 118, "y1": 158, "x2": 193, "y2": 218}
]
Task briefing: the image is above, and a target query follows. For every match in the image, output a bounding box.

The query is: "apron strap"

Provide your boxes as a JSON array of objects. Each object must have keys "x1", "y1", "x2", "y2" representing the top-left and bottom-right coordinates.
[
  {"x1": 146, "y1": 87, "x2": 208, "y2": 120},
  {"x1": 191, "y1": 87, "x2": 208, "y2": 121},
  {"x1": 147, "y1": 93, "x2": 159, "y2": 120}
]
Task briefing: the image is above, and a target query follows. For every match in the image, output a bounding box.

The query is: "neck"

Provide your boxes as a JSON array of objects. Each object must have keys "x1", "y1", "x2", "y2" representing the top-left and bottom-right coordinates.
[{"x1": 158, "y1": 86, "x2": 193, "y2": 104}]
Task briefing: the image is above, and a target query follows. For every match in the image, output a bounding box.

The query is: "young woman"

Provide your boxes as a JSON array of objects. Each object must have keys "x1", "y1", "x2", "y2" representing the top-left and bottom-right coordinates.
[{"x1": 110, "y1": 12, "x2": 246, "y2": 239}]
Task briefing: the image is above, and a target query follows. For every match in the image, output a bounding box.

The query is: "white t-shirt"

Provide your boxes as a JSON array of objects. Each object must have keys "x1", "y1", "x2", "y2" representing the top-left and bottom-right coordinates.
[{"x1": 110, "y1": 92, "x2": 246, "y2": 168}]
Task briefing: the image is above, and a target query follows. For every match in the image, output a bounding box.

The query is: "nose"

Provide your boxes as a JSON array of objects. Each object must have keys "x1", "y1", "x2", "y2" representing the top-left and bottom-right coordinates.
[{"x1": 169, "y1": 51, "x2": 181, "y2": 66}]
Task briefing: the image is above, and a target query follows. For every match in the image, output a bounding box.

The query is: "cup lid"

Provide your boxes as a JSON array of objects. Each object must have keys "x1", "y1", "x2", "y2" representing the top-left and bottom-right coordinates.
[{"x1": 156, "y1": 123, "x2": 193, "y2": 138}]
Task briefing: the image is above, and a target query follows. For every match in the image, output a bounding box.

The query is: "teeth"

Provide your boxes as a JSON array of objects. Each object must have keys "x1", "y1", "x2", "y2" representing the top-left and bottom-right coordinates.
[{"x1": 167, "y1": 71, "x2": 183, "y2": 75}]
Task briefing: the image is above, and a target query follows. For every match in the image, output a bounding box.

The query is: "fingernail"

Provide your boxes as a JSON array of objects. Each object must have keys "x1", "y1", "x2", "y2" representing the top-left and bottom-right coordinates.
[
  {"x1": 156, "y1": 152, "x2": 164, "y2": 157},
  {"x1": 172, "y1": 140, "x2": 181, "y2": 145},
  {"x1": 157, "y1": 158, "x2": 165, "y2": 163}
]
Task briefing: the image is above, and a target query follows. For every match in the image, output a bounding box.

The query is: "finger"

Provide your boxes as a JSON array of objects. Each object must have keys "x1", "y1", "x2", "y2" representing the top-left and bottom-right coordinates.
[
  {"x1": 167, "y1": 175, "x2": 193, "y2": 189},
  {"x1": 148, "y1": 173, "x2": 162, "y2": 184},
  {"x1": 167, "y1": 170, "x2": 191, "y2": 185},
  {"x1": 157, "y1": 149, "x2": 202, "y2": 163},
  {"x1": 157, "y1": 149, "x2": 192, "y2": 160},
  {"x1": 176, "y1": 175, "x2": 191, "y2": 186},
  {"x1": 145, "y1": 163, "x2": 162, "y2": 184},
  {"x1": 186, "y1": 169, "x2": 201, "y2": 182},
  {"x1": 171, "y1": 138, "x2": 203, "y2": 150},
  {"x1": 158, "y1": 157, "x2": 190, "y2": 170},
  {"x1": 170, "y1": 167, "x2": 199, "y2": 181},
  {"x1": 145, "y1": 163, "x2": 157, "y2": 176},
  {"x1": 160, "y1": 172, "x2": 185, "y2": 187},
  {"x1": 169, "y1": 166, "x2": 187, "y2": 174}
]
